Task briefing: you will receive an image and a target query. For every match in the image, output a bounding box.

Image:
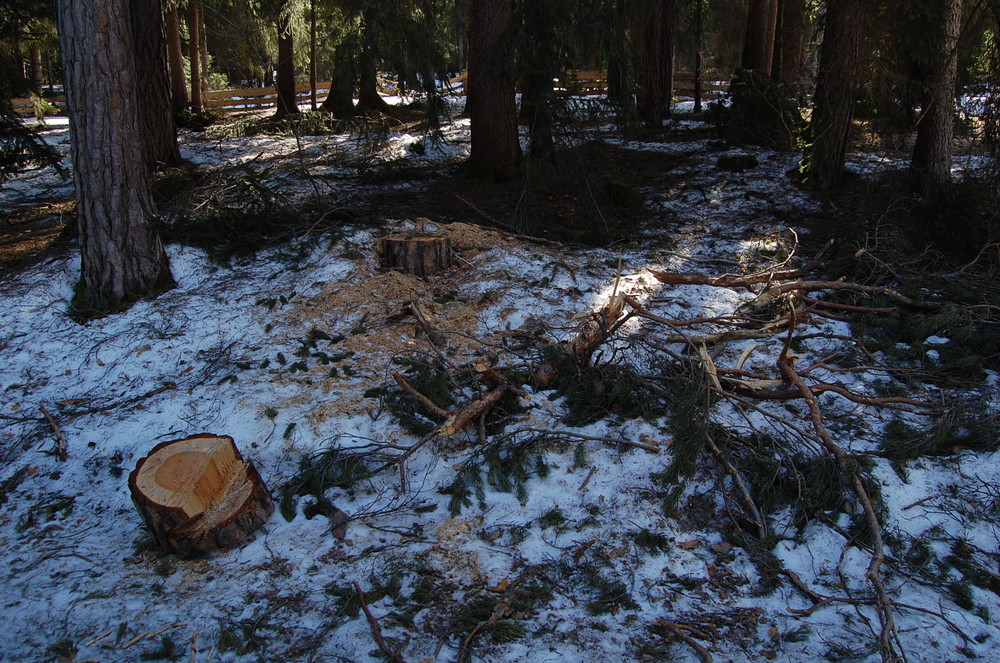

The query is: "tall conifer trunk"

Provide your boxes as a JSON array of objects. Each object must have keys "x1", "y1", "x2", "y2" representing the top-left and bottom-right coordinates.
[
  {"x1": 910, "y1": 0, "x2": 963, "y2": 195},
  {"x1": 275, "y1": 0, "x2": 299, "y2": 117},
  {"x1": 804, "y1": 0, "x2": 869, "y2": 190},
  {"x1": 189, "y1": 0, "x2": 203, "y2": 112},
  {"x1": 130, "y1": 0, "x2": 180, "y2": 169},
  {"x1": 467, "y1": 0, "x2": 520, "y2": 181},
  {"x1": 56, "y1": 0, "x2": 174, "y2": 316},
  {"x1": 165, "y1": 6, "x2": 188, "y2": 113}
]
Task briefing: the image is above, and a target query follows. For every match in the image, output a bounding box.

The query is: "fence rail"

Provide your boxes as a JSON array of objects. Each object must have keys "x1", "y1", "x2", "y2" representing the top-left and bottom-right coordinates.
[
  {"x1": 447, "y1": 69, "x2": 730, "y2": 99},
  {"x1": 11, "y1": 70, "x2": 729, "y2": 119}
]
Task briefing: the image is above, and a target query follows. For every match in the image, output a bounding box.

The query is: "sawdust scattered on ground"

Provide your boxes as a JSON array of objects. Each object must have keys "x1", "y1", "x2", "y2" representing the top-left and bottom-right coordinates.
[{"x1": 269, "y1": 221, "x2": 554, "y2": 426}]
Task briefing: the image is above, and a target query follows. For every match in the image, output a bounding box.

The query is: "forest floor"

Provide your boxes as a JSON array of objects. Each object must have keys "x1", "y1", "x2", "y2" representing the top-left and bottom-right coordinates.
[{"x1": 1, "y1": 96, "x2": 999, "y2": 663}]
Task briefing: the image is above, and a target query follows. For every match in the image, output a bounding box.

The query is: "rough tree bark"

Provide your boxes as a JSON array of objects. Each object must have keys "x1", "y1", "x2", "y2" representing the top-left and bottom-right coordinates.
[
  {"x1": 188, "y1": 0, "x2": 203, "y2": 112},
  {"x1": 632, "y1": 0, "x2": 678, "y2": 126},
  {"x1": 773, "y1": 0, "x2": 804, "y2": 86},
  {"x1": 129, "y1": 434, "x2": 274, "y2": 556},
  {"x1": 130, "y1": 0, "x2": 180, "y2": 170},
  {"x1": 164, "y1": 4, "x2": 189, "y2": 113},
  {"x1": 467, "y1": 0, "x2": 521, "y2": 181},
  {"x1": 356, "y1": 47, "x2": 391, "y2": 114},
  {"x1": 804, "y1": 0, "x2": 870, "y2": 190},
  {"x1": 742, "y1": 0, "x2": 777, "y2": 75},
  {"x1": 910, "y1": 0, "x2": 963, "y2": 196},
  {"x1": 56, "y1": 0, "x2": 174, "y2": 316},
  {"x1": 30, "y1": 46, "x2": 43, "y2": 92},
  {"x1": 321, "y1": 42, "x2": 356, "y2": 118},
  {"x1": 274, "y1": 0, "x2": 299, "y2": 117},
  {"x1": 519, "y1": 0, "x2": 558, "y2": 161}
]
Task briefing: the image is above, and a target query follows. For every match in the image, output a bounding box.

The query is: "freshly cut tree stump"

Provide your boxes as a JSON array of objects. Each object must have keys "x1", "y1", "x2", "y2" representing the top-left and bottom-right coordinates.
[
  {"x1": 128, "y1": 433, "x2": 273, "y2": 556},
  {"x1": 378, "y1": 235, "x2": 452, "y2": 277}
]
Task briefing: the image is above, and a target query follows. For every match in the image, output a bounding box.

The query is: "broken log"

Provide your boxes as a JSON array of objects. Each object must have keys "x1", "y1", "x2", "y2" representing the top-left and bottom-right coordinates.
[
  {"x1": 378, "y1": 235, "x2": 452, "y2": 277},
  {"x1": 128, "y1": 433, "x2": 274, "y2": 556}
]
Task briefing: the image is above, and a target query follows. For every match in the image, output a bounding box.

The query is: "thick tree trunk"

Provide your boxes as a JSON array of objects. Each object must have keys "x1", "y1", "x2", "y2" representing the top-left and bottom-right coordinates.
[
  {"x1": 129, "y1": 434, "x2": 274, "y2": 556},
  {"x1": 56, "y1": 0, "x2": 174, "y2": 315},
  {"x1": 30, "y1": 46, "x2": 43, "y2": 92},
  {"x1": 633, "y1": 0, "x2": 677, "y2": 126},
  {"x1": 773, "y1": 0, "x2": 804, "y2": 86},
  {"x1": 520, "y1": 0, "x2": 558, "y2": 161},
  {"x1": 804, "y1": 0, "x2": 869, "y2": 190},
  {"x1": 165, "y1": 6, "x2": 188, "y2": 113},
  {"x1": 130, "y1": 0, "x2": 180, "y2": 170},
  {"x1": 321, "y1": 43, "x2": 356, "y2": 118},
  {"x1": 467, "y1": 0, "x2": 520, "y2": 181},
  {"x1": 356, "y1": 47, "x2": 391, "y2": 114},
  {"x1": 910, "y1": 0, "x2": 962, "y2": 196},
  {"x1": 188, "y1": 0, "x2": 203, "y2": 112},
  {"x1": 742, "y1": 0, "x2": 777, "y2": 75},
  {"x1": 275, "y1": 0, "x2": 299, "y2": 117}
]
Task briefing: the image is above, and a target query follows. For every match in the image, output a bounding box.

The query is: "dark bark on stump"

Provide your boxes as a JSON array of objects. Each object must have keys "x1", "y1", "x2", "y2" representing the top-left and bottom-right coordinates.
[
  {"x1": 378, "y1": 236, "x2": 452, "y2": 278},
  {"x1": 129, "y1": 434, "x2": 274, "y2": 556}
]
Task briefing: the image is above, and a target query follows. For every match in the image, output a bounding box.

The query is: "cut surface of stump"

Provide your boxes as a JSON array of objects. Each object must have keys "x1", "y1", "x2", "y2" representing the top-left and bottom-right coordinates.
[
  {"x1": 378, "y1": 235, "x2": 452, "y2": 277},
  {"x1": 128, "y1": 433, "x2": 273, "y2": 556}
]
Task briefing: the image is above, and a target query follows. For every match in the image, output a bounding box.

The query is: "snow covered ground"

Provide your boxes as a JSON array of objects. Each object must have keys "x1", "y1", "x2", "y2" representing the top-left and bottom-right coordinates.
[{"x1": 1, "y1": 98, "x2": 998, "y2": 663}]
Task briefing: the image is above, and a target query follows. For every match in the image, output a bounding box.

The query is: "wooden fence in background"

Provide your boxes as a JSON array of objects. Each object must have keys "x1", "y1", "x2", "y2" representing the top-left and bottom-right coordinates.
[{"x1": 11, "y1": 70, "x2": 729, "y2": 118}]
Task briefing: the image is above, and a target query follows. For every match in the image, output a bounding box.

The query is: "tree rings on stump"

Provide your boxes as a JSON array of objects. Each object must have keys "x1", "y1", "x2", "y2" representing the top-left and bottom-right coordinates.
[
  {"x1": 128, "y1": 433, "x2": 274, "y2": 556},
  {"x1": 378, "y1": 235, "x2": 452, "y2": 277}
]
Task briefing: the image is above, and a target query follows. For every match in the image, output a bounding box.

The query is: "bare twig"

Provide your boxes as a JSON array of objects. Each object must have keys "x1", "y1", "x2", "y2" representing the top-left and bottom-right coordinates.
[
  {"x1": 121, "y1": 622, "x2": 188, "y2": 649},
  {"x1": 776, "y1": 297, "x2": 906, "y2": 663},
  {"x1": 650, "y1": 619, "x2": 713, "y2": 663},
  {"x1": 39, "y1": 405, "x2": 66, "y2": 460},
  {"x1": 457, "y1": 602, "x2": 512, "y2": 663},
  {"x1": 354, "y1": 581, "x2": 407, "y2": 663},
  {"x1": 393, "y1": 371, "x2": 451, "y2": 419}
]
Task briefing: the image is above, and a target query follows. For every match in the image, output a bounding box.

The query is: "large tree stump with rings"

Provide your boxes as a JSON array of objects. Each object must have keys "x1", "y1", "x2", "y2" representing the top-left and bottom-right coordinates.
[
  {"x1": 128, "y1": 433, "x2": 273, "y2": 556},
  {"x1": 378, "y1": 235, "x2": 452, "y2": 277}
]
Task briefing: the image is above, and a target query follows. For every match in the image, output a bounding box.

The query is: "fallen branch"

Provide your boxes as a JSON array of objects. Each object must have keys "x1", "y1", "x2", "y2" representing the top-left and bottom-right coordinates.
[
  {"x1": 39, "y1": 405, "x2": 67, "y2": 461},
  {"x1": 649, "y1": 239, "x2": 831, "y2": 290},
  {"x1": 121, "y1": 622, "x2": 188, "y2": 649},
  {"x1": 439, "y1": 385, "x2": 511, "y2": 436},
  {"x1": 354, "y1": 580, "x2": 407, "y2": 663},
  {"x1": 650, "y1": 619, "x2": 713, "y2": 663},
  {"x1": 776, "y1": 297, "x2": 906, "y2": 663},
  {"x1": 457, "y1": 602, "x2": 512, "y2": 663},
  {"x1": 393, "y1": 371, "x2": 451, "y2": 420},
  {"x1": 754, "y1": 279, "x2": 938, "y2": 311},
  {"x1": 567, "y1": 294, "x2": 627, "y2": 365}
]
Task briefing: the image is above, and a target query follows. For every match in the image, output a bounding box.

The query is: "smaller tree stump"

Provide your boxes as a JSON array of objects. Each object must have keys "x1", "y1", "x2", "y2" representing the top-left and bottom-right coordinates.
[
  {"x1": 378, "y1": 235, "x2": 452, "y2": 277},
  {"x1": 128, "y1": 433, "x2": 274, "y2": 556}
]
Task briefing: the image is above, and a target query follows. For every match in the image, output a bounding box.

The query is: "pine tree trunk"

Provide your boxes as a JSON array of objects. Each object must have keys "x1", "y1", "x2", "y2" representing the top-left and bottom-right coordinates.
[
  {"x1": 189, "y1": 0, "x2": 203, "y2": 112},
  {"x1": 773, "y1": 0, "x2": 804, "y2": 86},
  {"x1": 56, "y1": 0, "x2": 174, "y2": 316},
  {"x1": 804, "y1": 0, "x2": 869, "y2": 190},
  {"x1": 520, "y1": 0, "x2": 557, "y2": 161},
  {"x1": 468, "y1": 0, "x2": 520, "y2": 181},
  {"x1": 357, "y1": 47, "x2": 391, "y2": 113},
  {"x1": 275, "y1": 0, "x2": 299, "y2": 117},
  {"x1": 910, "y1": 0, "x2": 962, "y2": 196},
  {"x1": 321, "y1": 43, "x2": 356, "y2": 118},
  {"x1": 309, "y1": 0, "x2": 317, "y2": 110},
  {"x1": 742, "y1": 0, "x2": 776, "y2": 74},
  {"x1": 633, "y1": 0, "x2": 677, "y2": 126},
  {"x1": 130, "y1": 0, "x2": 180, "y2": 170},
  {"x1": 30, "y1": 46, "x2": 43, "y2": 92},
  {"x1": 165, "y1": 6, "x2": 189, "y2": 113}
]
